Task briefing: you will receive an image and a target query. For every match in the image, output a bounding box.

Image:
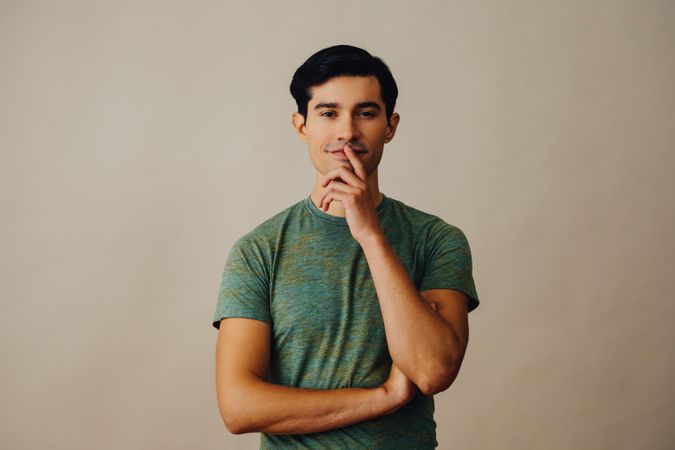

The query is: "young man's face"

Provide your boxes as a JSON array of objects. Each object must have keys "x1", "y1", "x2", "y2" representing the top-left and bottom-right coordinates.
[{"x1": 292, "y1": 75, "x2": 400, "y2": 179}]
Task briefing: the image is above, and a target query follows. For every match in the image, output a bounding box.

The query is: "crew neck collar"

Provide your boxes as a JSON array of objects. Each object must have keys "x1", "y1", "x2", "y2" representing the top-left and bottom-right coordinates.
[{"x1": 303, "y1": 193, "x2": 390, "y2": 225}]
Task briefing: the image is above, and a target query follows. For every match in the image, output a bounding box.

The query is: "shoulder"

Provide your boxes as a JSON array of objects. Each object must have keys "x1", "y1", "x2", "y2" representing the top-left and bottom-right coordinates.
[
  {"x1": 228, "y1": 198, "x2": 304, "y2": 255},
  {"x1": 384, "y1": 195, "x2": 466, "y2": 239}
]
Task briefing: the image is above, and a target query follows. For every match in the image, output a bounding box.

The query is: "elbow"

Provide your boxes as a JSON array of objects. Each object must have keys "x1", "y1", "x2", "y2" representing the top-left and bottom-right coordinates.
[
  {"x1": 217, "y1": 373, "x2": 269, "y2": 435},
  {"x1": 219, "y1": 402, "x2": 246, "y2": 435},
  {"x1": 221, "y1": 402, "x2": 255, "y2": 435},
  {"x1": 418, "y1": 377, "x2": 447, "y2": 397},
  {"x1": 223, "y1": 413, "x2": 246, "y2": 435},
  {"x1": 218, "y1": 386, "x2": 253, "y2": 435},
  {"x1": 418, "y1": 360, "x2": 461, "y2": 396},
  {"x1": 419, "y1": 337, "x2": 468, "y2": 396}
]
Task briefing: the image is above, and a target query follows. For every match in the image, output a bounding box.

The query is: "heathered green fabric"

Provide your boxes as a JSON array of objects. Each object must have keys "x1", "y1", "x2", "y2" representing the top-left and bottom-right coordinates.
[{"x1": 212, "y1": 193, "x2": 479, "y2": 449}]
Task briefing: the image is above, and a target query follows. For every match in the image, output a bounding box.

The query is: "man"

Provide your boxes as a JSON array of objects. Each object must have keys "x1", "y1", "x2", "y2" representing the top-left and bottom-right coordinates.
[{"x1": 212, "y1": 44, "x2": 480, "y2": 449}]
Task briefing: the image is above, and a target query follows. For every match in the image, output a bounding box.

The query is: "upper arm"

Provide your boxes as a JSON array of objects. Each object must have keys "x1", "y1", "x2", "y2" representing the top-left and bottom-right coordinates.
[
  {"x1": 420, "y1": 288, "x2": 470, "y2": 357},
  {"x1": 418, "y1": 221, "x2": 480, "y2": 314},
  {"x1": 215, "y1": 317, "x2": 271, "y2": 430}
]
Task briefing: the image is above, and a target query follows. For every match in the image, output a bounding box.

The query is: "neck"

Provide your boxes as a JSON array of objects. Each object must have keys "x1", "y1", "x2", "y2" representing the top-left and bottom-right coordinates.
[{"x1": 310, "y1": 168, "x2": 381, "y2": 217}]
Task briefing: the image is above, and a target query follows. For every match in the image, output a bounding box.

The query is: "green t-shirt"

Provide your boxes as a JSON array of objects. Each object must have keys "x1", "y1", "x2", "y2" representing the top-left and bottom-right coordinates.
[{"x1": 212, "y1": 193, "x2": 479, "y2": 449}]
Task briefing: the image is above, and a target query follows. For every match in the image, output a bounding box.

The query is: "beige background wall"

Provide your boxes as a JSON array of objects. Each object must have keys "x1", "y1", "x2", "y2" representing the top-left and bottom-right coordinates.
[{"x1": 1, "y1": 1, "x2": 673, "y2": 449}]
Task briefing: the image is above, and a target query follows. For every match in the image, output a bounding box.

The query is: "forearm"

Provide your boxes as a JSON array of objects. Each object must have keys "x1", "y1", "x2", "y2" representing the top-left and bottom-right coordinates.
[
  {"x1": 359, "y1": 233, "x2": 461, "y2": 391},
  {"x1": 224, "y1": 378, "x2": 400, "y2": 435}
]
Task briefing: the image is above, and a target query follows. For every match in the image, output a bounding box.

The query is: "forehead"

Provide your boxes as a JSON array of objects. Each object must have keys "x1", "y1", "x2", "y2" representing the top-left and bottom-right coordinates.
[{"x1": 308, "y1": 75, "x2": 383, "y2": 107}]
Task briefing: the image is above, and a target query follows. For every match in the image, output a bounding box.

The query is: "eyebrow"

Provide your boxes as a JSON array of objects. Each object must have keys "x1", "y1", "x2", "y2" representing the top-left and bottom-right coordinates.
[{"x1": 313, "y1": 101, "x2": 382, "y2": 111}]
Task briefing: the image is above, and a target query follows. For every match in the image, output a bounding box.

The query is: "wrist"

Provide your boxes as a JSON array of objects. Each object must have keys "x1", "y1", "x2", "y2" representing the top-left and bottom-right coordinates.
[
  {"x1": 375, "y1": 384, "x2": 404, "y2": 415},
  {"x1": 358, "y1": 230, "x2": 387, "y2": 249}
]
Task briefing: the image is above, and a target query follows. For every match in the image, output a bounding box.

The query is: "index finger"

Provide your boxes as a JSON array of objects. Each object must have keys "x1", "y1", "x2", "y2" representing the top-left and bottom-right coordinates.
[{"x1": 343, "y1": 144, "x2": 367, "y2": 180}]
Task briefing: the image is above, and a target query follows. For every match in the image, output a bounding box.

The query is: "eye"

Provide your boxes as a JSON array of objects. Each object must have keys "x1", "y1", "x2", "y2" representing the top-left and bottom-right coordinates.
[
  {"x1": 358, "y1": 111, "x2": 376, "y2": 117},
  {"x1": 320, "y1": 111, "x2": 336, "y2": 117}
]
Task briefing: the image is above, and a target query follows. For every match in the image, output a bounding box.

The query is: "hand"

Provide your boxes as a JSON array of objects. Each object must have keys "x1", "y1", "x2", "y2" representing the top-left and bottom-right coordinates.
[
  {"x1": 382, "y1": 361, "x2": 417, "y2": 408},
  {"x1": 318, "y1": 143, "x2": 384, "y2": 243}
]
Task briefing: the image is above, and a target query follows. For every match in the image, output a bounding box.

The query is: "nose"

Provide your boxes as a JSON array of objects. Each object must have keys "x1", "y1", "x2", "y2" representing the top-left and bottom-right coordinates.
[{"x1": 336, "y1": 115, "x2": 360, "y2": 143}]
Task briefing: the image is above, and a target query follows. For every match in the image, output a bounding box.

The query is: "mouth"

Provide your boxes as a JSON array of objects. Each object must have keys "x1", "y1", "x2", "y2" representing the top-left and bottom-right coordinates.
[
  {"x1": 328, "y1": 148, "x2": 366, "y2": 161},
  {"x1": 328, "y1": 146, "x2": 367, "y2": 154}
]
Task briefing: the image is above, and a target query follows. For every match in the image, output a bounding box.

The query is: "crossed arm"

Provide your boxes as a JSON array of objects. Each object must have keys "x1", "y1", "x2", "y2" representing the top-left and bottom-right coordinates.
[
  {"x1": 359, "y1": 233, "x2": 470, "y2": 396},
  {"x1": 215, "y1": 317, "x2": 401, "y2": 435},
  {"x1": 215, "y1": 236, "x2": 470, "y2": 435}
]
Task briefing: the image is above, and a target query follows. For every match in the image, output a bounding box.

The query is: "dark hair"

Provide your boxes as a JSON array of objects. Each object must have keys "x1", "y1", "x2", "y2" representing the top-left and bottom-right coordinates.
[{"x1": 290, "y1": 45, "x2": 398, "y2": 126}]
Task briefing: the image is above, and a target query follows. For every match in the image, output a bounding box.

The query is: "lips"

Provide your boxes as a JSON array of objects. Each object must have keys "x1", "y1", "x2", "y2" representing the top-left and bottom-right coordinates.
[
  {"x1": 328, "y1": 147, "x2": 366, "y2": 153},
  {"x1": 329, "y1": 147, "x2": 365, "y2": 161}
]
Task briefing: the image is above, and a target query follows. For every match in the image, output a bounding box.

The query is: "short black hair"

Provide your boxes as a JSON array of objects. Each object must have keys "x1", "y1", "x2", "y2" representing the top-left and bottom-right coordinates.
[{"x1": 290, "y1": 45, "x2": 398, "y2": 126}]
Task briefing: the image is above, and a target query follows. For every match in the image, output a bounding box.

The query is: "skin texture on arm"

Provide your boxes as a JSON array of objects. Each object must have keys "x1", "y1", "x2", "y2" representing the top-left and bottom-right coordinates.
[
  {"x1": 316, "y1": 146, "x2": 470, "y2": 395},
  {"x1": 215, "y1": 317, "x2": 413, "y2": 435},
  {"x1": 418, "y1": 288, "x2": 470, "y2": 392},
  {"x1": 361, "y1": 233, "x2": 471, "y2": 395}
]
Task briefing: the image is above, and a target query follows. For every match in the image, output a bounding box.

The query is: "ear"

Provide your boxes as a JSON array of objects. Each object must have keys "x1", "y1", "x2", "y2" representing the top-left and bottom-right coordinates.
[
  {"x1": 384, "y1": 112, "x2": 400, "y2": 143},
  {"x1": 292, "y1": 112, "x2": 308, "y2": 143}
]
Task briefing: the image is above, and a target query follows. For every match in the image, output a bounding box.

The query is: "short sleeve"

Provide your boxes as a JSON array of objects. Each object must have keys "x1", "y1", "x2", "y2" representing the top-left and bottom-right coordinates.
[
  {"x1": 212, "y1": 236, "x2": 272, "y2": 329},
  {"x1": 418, "y1": 220, "x2": 480, "y2": 313}
]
